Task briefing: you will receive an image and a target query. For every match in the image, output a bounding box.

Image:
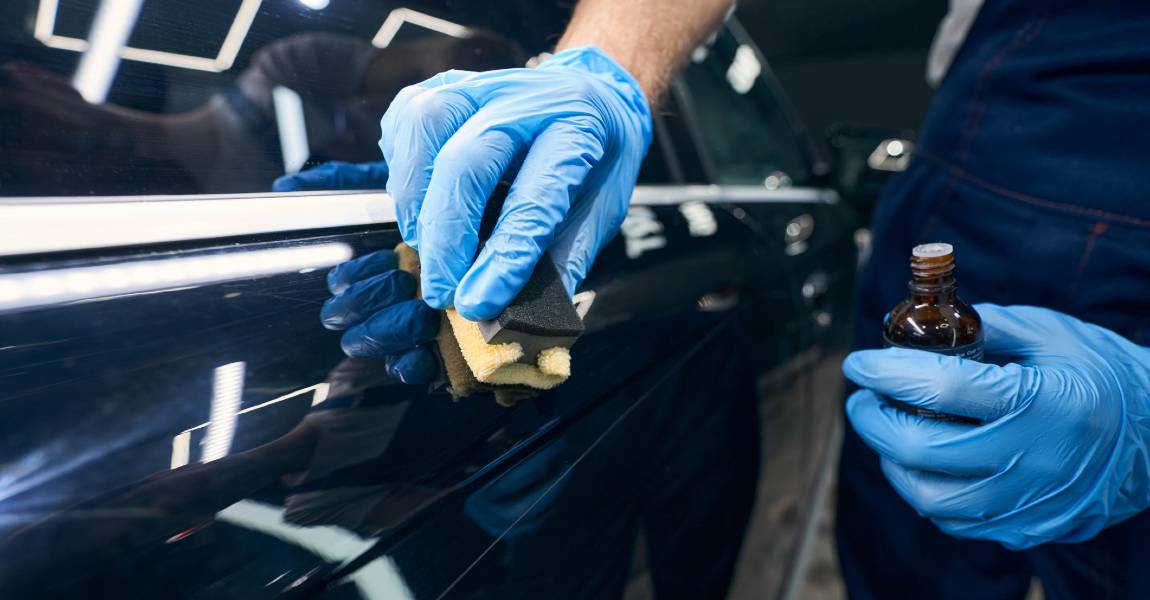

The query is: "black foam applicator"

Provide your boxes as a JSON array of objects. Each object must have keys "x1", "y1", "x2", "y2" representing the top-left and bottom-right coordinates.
[
  {"x1": 477, "y1": 252, "x2": 585, "y2": 360},
  {"x1": 475, "y1": 182, "x2": 584, "y2": 359}
]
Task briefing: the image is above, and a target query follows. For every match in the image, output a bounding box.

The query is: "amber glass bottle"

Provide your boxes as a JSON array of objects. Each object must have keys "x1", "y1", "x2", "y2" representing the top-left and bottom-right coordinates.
[{"x1": 882, "y1": 243, "x2": 982, "y2": 422}]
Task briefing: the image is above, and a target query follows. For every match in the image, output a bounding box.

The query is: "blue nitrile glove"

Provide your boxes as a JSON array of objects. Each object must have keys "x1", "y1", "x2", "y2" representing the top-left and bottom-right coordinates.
[
  {"x1": 379, "y1": 46, "x2": 652, "y2": 320},
  {"x1": 320, "y1": 249, "x2": 440, "y2": 384},
  {"x1": 272, "y1": 161, "x2": 388, "y2": 192},
  {"x1": 843, "y1": 304, "x2": 1150, "y2": 550}
]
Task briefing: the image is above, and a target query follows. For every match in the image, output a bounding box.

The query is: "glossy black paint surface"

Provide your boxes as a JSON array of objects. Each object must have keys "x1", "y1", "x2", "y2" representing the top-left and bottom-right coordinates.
[
  {"x1": 0, "y1": 2, "x2": 862, "y2": 597},
  {"x1": 0, "y1": 196, "x2": 856, "y2": 598}
]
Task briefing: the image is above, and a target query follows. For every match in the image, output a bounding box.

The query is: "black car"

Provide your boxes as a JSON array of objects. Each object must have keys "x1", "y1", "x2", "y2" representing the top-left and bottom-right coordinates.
[{"x1": 0, "y1": 2, "x2": 883, "y2": 598}]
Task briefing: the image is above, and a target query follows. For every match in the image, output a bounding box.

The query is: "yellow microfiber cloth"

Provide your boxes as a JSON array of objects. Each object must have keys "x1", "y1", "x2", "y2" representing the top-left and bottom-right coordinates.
[
  {"x1": 435, "y1": 313, "x2": 539, "y2": 406},
  {"x1": 443, "y1": 308, "x2": 571, "y2": 387},
  {"x1": 395, "y1": 243, "x2": 579, "y2": 406}
]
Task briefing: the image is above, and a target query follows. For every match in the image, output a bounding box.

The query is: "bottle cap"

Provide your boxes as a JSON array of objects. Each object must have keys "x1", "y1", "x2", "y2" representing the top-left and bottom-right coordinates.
[{"x1": 912, "y1": 243, "x2": 953, "y2": 259}]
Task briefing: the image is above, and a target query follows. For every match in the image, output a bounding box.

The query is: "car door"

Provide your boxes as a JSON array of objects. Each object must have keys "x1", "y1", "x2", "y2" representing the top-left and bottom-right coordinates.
[
  {"x1": 0, "y1": 2, "x2": 858, "y2": 598},
  {"x1": 662, "y1": 21, "x2": 857, "y2": 599}
]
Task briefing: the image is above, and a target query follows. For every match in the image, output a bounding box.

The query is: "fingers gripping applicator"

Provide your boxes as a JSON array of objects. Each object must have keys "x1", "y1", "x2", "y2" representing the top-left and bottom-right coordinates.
[{"x1": 394, "y1": 243, "x2": 583, "y2": 406}]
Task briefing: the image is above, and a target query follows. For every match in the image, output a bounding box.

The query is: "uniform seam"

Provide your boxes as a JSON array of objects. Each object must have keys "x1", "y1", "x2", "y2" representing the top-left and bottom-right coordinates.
[
  {"x1": 916, "y1": 150, "x2": 1150, "y2": 229},
  {"x1": 918, "y1": 172, "x2": 960, "y2": 243},
  {"x1": 957, "y1": 15, "x2": 1049, "y2": 161}
]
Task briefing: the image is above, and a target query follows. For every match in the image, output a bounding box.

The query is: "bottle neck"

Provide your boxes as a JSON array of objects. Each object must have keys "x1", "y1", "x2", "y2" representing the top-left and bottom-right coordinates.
[
  {"x1": 908, "y1": 277, "x2": 956, "y2": 303},
  {"x1": 908, "y1": 250, "x2": 956, "y2": 303}
]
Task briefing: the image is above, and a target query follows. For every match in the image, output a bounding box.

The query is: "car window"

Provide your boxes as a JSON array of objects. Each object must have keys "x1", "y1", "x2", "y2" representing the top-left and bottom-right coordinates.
[
  {"x1": 0, "y1": 1, "x2": 689, "y2": 198},
  {"x1": 676, "y1": 27, "x2": 814, "y2": 186},
  {"x1": 0, "y1": 1, "x2": 563, "y2": 197}
]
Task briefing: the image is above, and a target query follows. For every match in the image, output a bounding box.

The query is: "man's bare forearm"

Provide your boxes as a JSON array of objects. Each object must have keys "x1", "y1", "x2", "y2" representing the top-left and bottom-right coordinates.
[{"x1": 557, "y1": 0, "x2": 733, "y2": 103}]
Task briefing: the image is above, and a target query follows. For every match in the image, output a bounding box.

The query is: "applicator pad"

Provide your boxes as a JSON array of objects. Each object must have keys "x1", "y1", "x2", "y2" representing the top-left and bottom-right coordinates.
[
  {"x1": 394, "y1": 242, "x2": 582, "y2": 406},
  {"x1": 476, "y1": 253, "x2": 585, "y2": 361}
]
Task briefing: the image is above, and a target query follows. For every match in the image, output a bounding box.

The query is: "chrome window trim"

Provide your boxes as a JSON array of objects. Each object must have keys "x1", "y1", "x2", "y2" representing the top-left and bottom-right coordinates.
[
  {"x1": 631, "y1": 184, "x2": 837, "y2": 206},
  {"x1": 0, "y1": 243, "x2": 355, "y2": 313},
  {"x1": 0, "y1": 191, "x2": 394, "y2": 257},
  {"x1": 0, "y1": 186, "x2": 836, "y2": 257}
]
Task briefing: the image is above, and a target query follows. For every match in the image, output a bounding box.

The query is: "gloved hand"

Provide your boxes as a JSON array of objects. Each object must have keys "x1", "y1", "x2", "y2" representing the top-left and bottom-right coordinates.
[
  {"x1": 320, "y1": 249, "x2": 440, "y2": 384},
  {"x1": 273, "y1": 161, "x2": 388, "y2": 192},
  {"x1": 386, "y1": 46, "x2": 650, "y2": 320},
  {"x1": 843, "y1": 304, "x2": 1150, "y2": 550}
]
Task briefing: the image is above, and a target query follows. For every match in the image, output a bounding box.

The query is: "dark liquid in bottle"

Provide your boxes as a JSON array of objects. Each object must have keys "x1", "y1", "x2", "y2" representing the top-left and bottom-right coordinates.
[{"x1": 882, "y1": 242, "x2": 982, "y2": 424}]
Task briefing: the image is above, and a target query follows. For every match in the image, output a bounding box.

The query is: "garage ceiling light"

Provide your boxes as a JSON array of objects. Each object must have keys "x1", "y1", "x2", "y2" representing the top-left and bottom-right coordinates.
[
  {"x1": 71, "y1": 0, "x2": 143, "y2": 103},
  {"x1": 34, "y1": 0, "x2": 262, "y2": 72},
  {"x1": 371, "y1": 7, "x2": 470, "y2": 48},
  {"x1": 272, "y1": 85, "x2": 310, "y2": 173},
  {"x1": 726, "y1": 44, "x2": 761, "y2": 94}
]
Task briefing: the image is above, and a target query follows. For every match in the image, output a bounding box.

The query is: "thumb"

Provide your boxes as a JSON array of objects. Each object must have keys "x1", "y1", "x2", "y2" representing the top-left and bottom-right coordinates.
[
  {"x1": 975, "y1": 303, "x2": 1065, "y2": 357},
  {"x1": 842, "y1": 348, "x2": 1036, "y2": 422},
  {"x1": 453, "y1": 120, "x2": 602, "y2": 319}
]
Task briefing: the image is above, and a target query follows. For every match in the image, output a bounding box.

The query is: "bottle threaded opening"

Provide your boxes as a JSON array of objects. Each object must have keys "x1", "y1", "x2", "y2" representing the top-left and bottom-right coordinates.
[{"x1": 910, "y1": 242, "x2": 955, "y2": 280}]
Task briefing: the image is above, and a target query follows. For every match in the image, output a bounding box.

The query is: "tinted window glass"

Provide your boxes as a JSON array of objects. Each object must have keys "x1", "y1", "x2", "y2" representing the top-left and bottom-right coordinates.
[
  {"x1": 677, "y1": 28, "x2": 812, "y2": 186},
  {"x1": 0, "y1": 1, "x2": 573, "y2": 197}
]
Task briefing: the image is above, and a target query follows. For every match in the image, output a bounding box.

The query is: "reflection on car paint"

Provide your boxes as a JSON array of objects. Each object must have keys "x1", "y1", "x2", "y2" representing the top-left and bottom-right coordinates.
[
  {"x1": 621, "y1": 206, "x2": 667, "y2": 259},
  {"x1": 679, "y1": 201, "x2": 719, "y2": 237},
  {"x1": 0, "y1": 2, "x2": 860, "y2": 595},
  {"x1": 0, "y1": 243, "x2": 352, "y2": 313}
]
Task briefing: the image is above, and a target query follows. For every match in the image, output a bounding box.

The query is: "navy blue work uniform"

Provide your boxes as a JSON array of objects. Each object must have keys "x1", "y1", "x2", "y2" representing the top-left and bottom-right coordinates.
[{"x1": 837, "y1": 1, "x2": 1150, "y2": 598}]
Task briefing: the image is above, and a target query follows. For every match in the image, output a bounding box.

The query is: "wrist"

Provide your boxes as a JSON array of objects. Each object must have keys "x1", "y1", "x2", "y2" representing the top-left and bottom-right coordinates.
[
  {"x1": 549, "y1": 40, "x2": 661, "y2": 105},
  {"x1": 539, "y1": 46, "x2": 653, "y2": 139}
]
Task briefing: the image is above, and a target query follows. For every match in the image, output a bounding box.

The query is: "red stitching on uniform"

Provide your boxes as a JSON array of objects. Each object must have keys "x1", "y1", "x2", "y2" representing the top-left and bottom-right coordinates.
[
  {"x1": 1071, "y1": 221, "x2": 1109, "y2": 296},
  {"x1": 917, "y1": 151, "x2": 1150, "y2": 229},
  {"x1": 958, "y1": 16, "x2": 1048, "y2": 161}
]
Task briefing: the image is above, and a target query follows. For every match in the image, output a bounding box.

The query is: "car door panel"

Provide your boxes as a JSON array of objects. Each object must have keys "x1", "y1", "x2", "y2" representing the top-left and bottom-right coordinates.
[
  {"x1": 0, "y1": 1, "x2": 861, "y2": 597},
  {"x1": 0, "y1": 183, "x2": 853, "y2": 598}
]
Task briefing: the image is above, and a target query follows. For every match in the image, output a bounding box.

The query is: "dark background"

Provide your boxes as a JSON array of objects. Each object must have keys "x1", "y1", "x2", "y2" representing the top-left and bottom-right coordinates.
[
  {"x1": 2, "y1": 0, "x2": 948, "y2": 141},
  {"x1": 739, "y1": 0, "x2": 948, "y2": 156},
  {"x1": 0, "y1": 0, "x2": 947, "y2": 169}
]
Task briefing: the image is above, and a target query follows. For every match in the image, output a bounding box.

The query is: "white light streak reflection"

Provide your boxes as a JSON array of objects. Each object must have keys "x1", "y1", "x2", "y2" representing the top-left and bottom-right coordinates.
[
  {"x1": 170, "y1": 383, "x2": 329, "y2": 469},
  {"x1": 372, "y1": 8, "x2": 470, "y2": 48},
  {"x1": 273, "y1": 86, "x2": 310, "y2": 174},
  {"x1": 218, "y1": 500, "x2": 413, "y2": 600},
  {"x1": 71, "y1": 0, "x2": 143, "y2": 103},
  {"x1": 34, "y1": 0, "x2": 262, "y2": 72},
  {"x1": 726, "y1": 44, "x2": 761, "y2": 94},
  {"x1": 0, "y1": 243, "x2": 352, "y2": 313},
  {"x1": 171, "y1": 431, "x2": 191, "y2": 469},
  {"x1": 201, "y1": 362, "x2": 246, "y2": 463}
]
